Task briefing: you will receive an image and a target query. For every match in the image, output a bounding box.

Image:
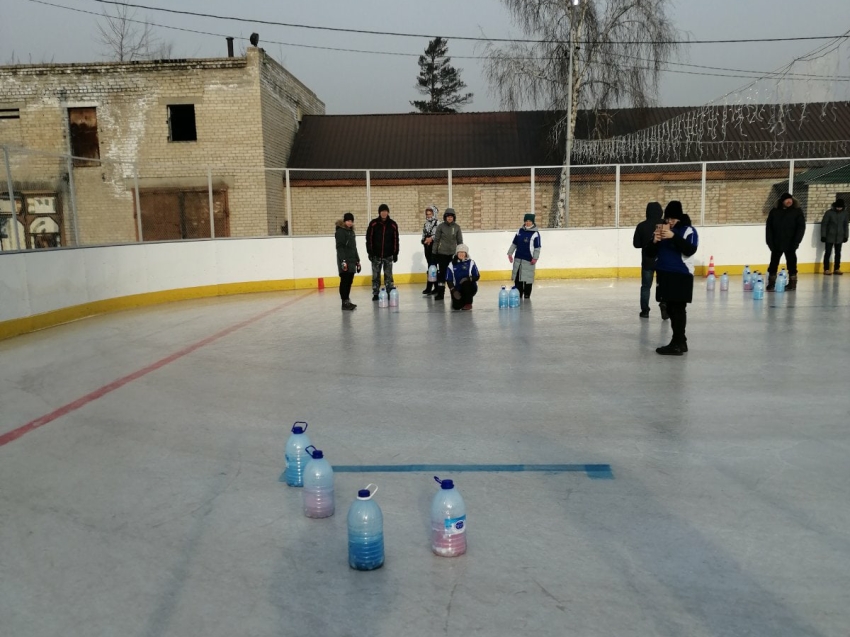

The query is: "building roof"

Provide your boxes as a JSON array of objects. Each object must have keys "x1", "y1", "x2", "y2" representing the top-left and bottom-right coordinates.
[{"x1": 287, "y1": 103, "x2": 850, "y2": 169}]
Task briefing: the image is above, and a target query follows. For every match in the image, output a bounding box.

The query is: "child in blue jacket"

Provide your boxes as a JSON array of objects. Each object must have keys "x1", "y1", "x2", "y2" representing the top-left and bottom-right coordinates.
[
  {"x1": 445, "y1": 244, "x2": 480, "y2": 311},
  {"x1": 507, "y1": 213, "x2": 541, "y2": 298}
]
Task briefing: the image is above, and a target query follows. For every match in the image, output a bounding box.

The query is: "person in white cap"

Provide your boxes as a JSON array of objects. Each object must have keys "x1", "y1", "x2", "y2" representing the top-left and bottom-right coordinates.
[{"x1": 445, "y1": 244, "x2": 480, "y2": 311}]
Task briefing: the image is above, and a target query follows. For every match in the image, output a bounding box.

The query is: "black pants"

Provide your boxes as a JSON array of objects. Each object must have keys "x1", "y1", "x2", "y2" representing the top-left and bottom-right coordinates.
[
  {"x1": 339, "y1": 272, "x2": 354, "y2": 301},
  {"x1": 434, "y1": 254, "x2": 453, "y2": 294},
  {"x1": 667, "y1": 301, "x2": 687, "y2": 345},
  {"x1": 514, "y1": 274, "x2": 533, "y2": 298},
  {"x1": 450, "y1": 280, "x2": 477, "y2": 309},
  {"x1": 824, "y1": 243, "x2": 843, "y2": 271},
  {"x1": 423, "y1": 243, "x2": 436, "y2": 266},
  {"x1": 768, "y1": 249, "x2": 798, "y2": 276}
]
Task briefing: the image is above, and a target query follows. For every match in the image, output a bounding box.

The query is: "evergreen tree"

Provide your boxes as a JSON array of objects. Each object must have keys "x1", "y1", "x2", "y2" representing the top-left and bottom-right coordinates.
[{"x1": 411, "y1": 38, "x2": 473, "y2": 113}]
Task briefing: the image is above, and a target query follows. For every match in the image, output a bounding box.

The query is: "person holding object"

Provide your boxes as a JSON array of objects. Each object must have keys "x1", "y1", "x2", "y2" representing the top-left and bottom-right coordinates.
[
  {"x1": 335, "y1": 212, "x2": 361, "y2": 311},
  {"x1": 366, "y1": 203, "x2": 399, "y2": 301},
  {"x1": 820, "y1": 198, "x2": 848, "y2": 275},
  {"x1": 765, "y1": 193, "x2": 805, "y2": 291},
  {"x1": 432, "y1": 208, "x2": 463, "y2": 301},
  {"x1": 633, "y1": 202, "x2": 664, "y2": 318},
  {"x1": 653, "y1": 201, "x2": 699, "y2": 355},
  {"x1": 445, "y1": 244, "x2": 480, "y2": 311},
  {"x1": 421, "y1": 204, "x2": 439, "y2": 294},
  {"x1": 507, "y1": 213, "x2": 541, "y2": 299}
]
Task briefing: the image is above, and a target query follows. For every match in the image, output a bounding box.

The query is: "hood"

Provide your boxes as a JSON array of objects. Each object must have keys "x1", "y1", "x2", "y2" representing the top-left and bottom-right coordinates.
[
  {"x1": 521, "y1": 223, "x2": 538, "y2": 231},
  {"x1": 646, "y1": 202, "x2": 663, "y2": 221},
  {"x1": 678, "y1": 213, "x2": 693, "y2": 227},
  {"x1": 335, "y1": 219, "x2": 353, "y2": 229}
]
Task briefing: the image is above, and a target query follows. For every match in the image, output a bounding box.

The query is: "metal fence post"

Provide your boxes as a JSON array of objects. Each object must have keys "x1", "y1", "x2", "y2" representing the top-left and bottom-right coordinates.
[
  {"x1": 366, "y1": 170, "x2": 371, "y2": 218},
  {"x1": 3, "y1": 146, "x2": 22, "y2": 250},
  {"x1": 133, "y1": 164, "x2": 143, "y2": 243},
  {"x1": 448, "y1": 169, "x2": 453, "y2": 209},
  {"x1": 530, "y1": 167, "x2": 536, "y2": 216},
  {"x1": 65, "y1": 154, "x2": 80, "y2": 247},
  {"x1": 700, "y1": 162, "x2": 707, "y2": 226},
  {"x1": 788, "y1": 159, "x2": 795, "y2": 195},
  {"x1": 614, "y1": 164, "x2": 621, "y2": 228},
  {"x1": 285, "y1": 168, "x2": 293, "y2": 236},
  {"x1": 207, "y1": 167, "x2": 215, "y2": 239}
]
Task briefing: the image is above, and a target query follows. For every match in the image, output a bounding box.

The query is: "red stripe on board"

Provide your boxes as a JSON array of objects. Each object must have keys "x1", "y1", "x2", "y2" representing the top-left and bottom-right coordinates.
[{"x1": 0, "y1": 292, "x2": 313, "y2": 447}]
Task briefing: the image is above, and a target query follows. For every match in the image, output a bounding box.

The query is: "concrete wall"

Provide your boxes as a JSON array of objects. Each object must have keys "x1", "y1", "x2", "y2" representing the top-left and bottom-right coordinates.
[{"x1": 0, "y1": 223, "x2": 829, "y2": 335}]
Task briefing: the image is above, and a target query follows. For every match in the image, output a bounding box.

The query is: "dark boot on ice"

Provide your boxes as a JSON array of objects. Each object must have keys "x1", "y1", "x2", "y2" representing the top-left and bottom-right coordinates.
[
  {"x1": 787, "y1": 275, "x2": 798, "y2": 291},
  {"x1": 766, "y1": 275, "x2": 776, "y2": 292}
]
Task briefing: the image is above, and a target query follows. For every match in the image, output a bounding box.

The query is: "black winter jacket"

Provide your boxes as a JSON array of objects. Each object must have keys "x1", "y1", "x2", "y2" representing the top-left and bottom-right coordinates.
[
  {"x1": 820, "y1": 207, "x2": 849, "y2": 244},
  {"x1": 366, "y1": 217, "x2": 399, "y2": 259},
  {"x1": 766, "y1": 204, "x2": 806, "y2": 252},
  {"x1": 633, "y1": 202, "x2": 664, "y2": 268},
  {"x1": 335, "y1": 220, "x2": 360, "y2": 274}
]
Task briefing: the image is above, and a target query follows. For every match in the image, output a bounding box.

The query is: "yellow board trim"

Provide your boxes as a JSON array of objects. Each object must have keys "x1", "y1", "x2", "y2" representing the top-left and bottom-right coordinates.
[{"x1": 0, "y1": 263, "x2": 828, "y2": 341}]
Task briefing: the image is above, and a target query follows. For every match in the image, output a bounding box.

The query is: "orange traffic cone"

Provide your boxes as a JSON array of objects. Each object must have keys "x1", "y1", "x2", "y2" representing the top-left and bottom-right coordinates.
[{"x1": 706, "y1": 255, "x2": 716, "y2": 278}]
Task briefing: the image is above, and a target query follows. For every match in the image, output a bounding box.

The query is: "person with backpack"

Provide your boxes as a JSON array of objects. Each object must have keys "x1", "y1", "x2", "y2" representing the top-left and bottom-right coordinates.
[{"x1": 366, "y1": 203, "x2": 399, "y2": 301}]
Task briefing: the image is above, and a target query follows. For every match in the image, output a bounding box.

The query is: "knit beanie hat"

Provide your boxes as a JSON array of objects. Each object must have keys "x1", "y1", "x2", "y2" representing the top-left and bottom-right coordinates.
[
  {"x1": 523, "y1": 213, "x2": 535, "y2": 223},
  {"x1": 664, "y1": 201, "x2": 684, "y2": 220},
  {"x1": 343, "y1": 212, "x2": 354, "y2": 222},
  {"x1": 378, "y1": 203, "x2": 389, "y2": 213},
  {"x1": 834, "y1": 198, "x2": 845, "y2": 209},
  {"x1": 455, "y1": 243, "x2": 469, "y2": 256},
  {"x1": 443, "y1": 208, "x2": 456, "y2": 221}
]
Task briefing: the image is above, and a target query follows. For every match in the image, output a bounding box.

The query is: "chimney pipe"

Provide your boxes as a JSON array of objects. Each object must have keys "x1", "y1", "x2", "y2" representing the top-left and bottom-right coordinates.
[{"x1": 226, "y1": 37, "x2": 234, "y2": 58}]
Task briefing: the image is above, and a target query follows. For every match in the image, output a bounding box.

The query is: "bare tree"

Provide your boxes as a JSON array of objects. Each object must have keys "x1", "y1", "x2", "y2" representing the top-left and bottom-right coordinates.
[
  {"x1": 97, "y1": 5, "x2": 171, "y2": 62},
  {"x1": 485, "y1": 0, "x2": 682, "y2": 226}
]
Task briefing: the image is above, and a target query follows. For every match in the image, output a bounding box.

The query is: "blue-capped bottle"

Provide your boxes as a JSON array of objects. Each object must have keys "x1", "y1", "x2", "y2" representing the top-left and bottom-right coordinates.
[
  {"x1": 743, "y1": 266, "x2": 752, "y2": 291},
  {"x1": 378, "y1": 287, "x2": 388, "y2": 308},
  {"x1": 499, "y1": 286, "x2": 509, "y2": 309},
  {"x1": 508, "y1": 286, "x2": 521, "y2": 308},
  {"x1": 347, "y1": 484, "x2": 384, "y2": 570},
  {"x1": 427, "y1": 265, "x2": 437, "y2": 283},
  {"x1": 303, "y1": 446, "x2": 334, "y2": 518},
  {"x1": 283, "y1": 421, "x2": 312, "y2": 487},
  {"x1": 753, "y1": 275, "x2": 765, "y2": 300},
  {"x1": 775, "y1": 271, "x2": 786, "y2": 293},
  {"x1": 431, "y1": 476, "x2": 466, "y2": 557}
]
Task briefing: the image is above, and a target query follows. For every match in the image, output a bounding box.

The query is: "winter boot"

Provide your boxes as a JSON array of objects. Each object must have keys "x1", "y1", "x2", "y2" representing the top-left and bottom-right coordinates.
[
  {"x1": 434, "y1": 286, "x2": 445, "y2": 301},
  {"x1": 422, "y1": 282, "x2": 434, "y2": 295},
  {"x1": 523, "y1": 284, "x2": 533, "y2": 299},
  {"x1": 341, "y1": 300, "x2": 356, "y2": 311},
  {"x1": 766, "y1": 275, "x2": 777, "y2": 292},
  {"x1": 656, "y1": 341, "x2": 684, "y2": 356},
  {"x1": 787, "y1": 275, "x2": 798, "y2": 291}
]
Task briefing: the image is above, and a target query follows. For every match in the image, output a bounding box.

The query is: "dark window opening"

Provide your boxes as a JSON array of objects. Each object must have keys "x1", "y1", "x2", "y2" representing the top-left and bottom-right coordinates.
[
  {"x1": 168, "y1": 104, "x2": 197, "y2": 142},
  {"x1": 0, "y1": 108, "x2": 20, "y2": 120},
  {"x1": 68, "y1": 107, "x2": 100, "y2": 166},
  {"x1": 136, "y1": 188, "x2": 229, "y2": 241}
]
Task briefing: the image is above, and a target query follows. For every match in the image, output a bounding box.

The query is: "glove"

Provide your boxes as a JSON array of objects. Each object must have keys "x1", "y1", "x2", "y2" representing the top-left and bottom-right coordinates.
[
  {"x1": 393, "y1": 255, "x2": 398, "y2": 263},
  {"x1": 507, "y1": 255, "x2": 514, "y2": 263},
  {"x1": 452, "y1": 290, "x2": 462, "y2": 300},
  {"x1": 356, "y1": 262, "x2": 361, "y2": 273},
  {"x1": 821, "y1": 238, "x2": 826, "y2": 243},
  {"x1": 530, "y1": 258, "x2": 538, "y2": 265}
]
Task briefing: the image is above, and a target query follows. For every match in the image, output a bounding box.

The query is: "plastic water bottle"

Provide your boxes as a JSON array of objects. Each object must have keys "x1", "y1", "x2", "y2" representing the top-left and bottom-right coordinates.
[
  {"x1": 347, "y1": 484, "x2": 384, "y2": 570},
  {"x1": 775, "y1": 273, "x2": 786, "y2": 293},
  {"x1": 427, "y1": 265, "x2": 437, "y2": 283},
  {"x1": 431, "y1": 476, "x2": 466, "y2": 557},
  {"x1": 283, "y1": 421, "x2": 312, "y2": 487},
  {"x1": 743, "y1": 266, "x2": 752, "y2": 291},
  {"x1": 303, "y1": 446, "x2": 334, "y2": 518},
  {"x1": 706, "y1": 273, "x2": 716, "y2": 291},
  {"x1": 720, "y1": 272, "x2": 729, "y2": 291},
  {"x1": 780, "y1": 267, "x2": 787, "y2": 285},
  {"x1": 753, "y1": 276, "x2": 765, "y2": 300},
  {"x1": 378, "y1": 287, "x2": 388, "y2": 308},
  {"x1": 498, "y1": 286, "x2": 509, "y2": 309},
  {"x1": 389, "y1": 288, "x2": 399, "y2": 308},
  {"x1": 508, "y1": 286, "x2": 521, "y2": 308}
]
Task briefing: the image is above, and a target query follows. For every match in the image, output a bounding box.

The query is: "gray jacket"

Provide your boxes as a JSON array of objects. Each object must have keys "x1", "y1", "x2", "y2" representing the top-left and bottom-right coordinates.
[
  {"x1": 821, "y1": 207, "x2": 849, "y2": 244},
  {"x1": 433, "y1": 221, "x2": 463, "y2": 256}
]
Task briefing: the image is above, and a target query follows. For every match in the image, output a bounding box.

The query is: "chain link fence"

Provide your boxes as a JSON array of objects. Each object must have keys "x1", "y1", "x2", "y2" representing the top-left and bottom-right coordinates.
[{"x1": 2, "y1": 144, "x2": 849, "y2": 251}]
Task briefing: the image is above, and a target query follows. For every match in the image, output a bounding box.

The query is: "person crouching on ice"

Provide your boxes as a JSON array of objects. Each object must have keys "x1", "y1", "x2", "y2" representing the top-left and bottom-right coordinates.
[{"x1": 445, "y1": 244, "x2": 480, "y2": 311}]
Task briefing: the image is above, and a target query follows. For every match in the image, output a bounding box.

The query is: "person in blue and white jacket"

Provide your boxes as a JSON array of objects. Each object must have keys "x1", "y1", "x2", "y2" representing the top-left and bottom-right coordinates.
[
  {"x1": 507, "y1": 213, "x2": 541, "y2": 298},
  {"x1": 445, "y1": 244, "x2": 480, "y2": 311},
  {"x1": 652, "y1": 201, "x2": 699, "y2": 356}
]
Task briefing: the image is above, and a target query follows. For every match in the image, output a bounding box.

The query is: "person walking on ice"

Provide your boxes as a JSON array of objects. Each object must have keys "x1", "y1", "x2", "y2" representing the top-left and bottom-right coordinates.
[{"x1": 507, "y1": 213, "x2": 541, "y2": 299}]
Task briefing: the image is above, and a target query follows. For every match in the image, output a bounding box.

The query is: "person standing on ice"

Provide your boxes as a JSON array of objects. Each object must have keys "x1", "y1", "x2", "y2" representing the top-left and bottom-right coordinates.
[
  {"x1": 432, "y1": 208, "x2": 463, "y2": 301},
  {"x1": 335, "y1": 212, "x2": 361, "y2": 311},
  {"x1": 765, "y1": 192, "x2": 805, "y2": 291},
  {"x1": 633, "y1": 202, "x2": 664, "y2": 319},
  {"x1": 507, "y1": 213, "x2": 541, "y2": 299},
  {"x1": 421, "y1": 204, "x2": 439, "y2": 295},
  {"x1": 366, "y1": 203, "x2": 400, "y2": 301}
]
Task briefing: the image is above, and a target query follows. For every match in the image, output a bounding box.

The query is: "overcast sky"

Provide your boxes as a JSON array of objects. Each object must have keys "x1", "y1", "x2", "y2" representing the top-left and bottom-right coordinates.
[{"x1": 2, "y1": 0, "x2": 849, "y2": 114}]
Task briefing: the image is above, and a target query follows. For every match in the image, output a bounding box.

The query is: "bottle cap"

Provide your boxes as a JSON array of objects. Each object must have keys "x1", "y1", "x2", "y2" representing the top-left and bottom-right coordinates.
[
  {"x1": 440, "y1": 479, "x2": 454, "y2": 490},
  {"x1": 306, "y1": 445, "x2": 323, "y2": 459},
  {"x1": 291, "y1": 421, "x2": 308, "y2": 434}
]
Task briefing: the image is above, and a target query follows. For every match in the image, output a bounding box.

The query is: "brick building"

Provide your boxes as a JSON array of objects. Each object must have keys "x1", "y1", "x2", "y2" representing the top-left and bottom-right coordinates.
[{"x1": 0, "y1": 47, "x2": 323, "y2": 249}]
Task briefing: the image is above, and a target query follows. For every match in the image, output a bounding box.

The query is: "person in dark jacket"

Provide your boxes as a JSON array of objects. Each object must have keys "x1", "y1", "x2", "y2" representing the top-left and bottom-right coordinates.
[
  {"x1": 366, "y1": 203, "x2": 400, "y2": 301},
  {"x1": 421, "y1": 204, "x2": 439, "y2": 294},
  {"x1": 766, "y1": 193, "x2": 806, "y2": 291},
  {"x1": 507, "y1": 213, "x2": 542, "y2": 299},
  {"x1": 633, "y1": 202, "x2": 664, "y2": 318},
  {"x1": 653, "y1": 201, "x2": 699, "y2": 356},
  {"x1": 432, "y1": 208, "x2": 463, "y2": 301},
  {"x1": 820, "y1": 199, "x2": 848, "y2": 275},
  {"x1": 335, "y1": 212, "x2": 361, "y2": 311},
  {"x1": 445, "y1": 244, "x2": 480, "y2": 311}
]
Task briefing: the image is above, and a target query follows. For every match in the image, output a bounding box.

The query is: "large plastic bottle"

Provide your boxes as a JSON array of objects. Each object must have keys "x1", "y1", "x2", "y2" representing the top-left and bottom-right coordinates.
[
  {"x1": 303, "y1": 446, "x2": 334, "y2": 519},
  {"x1": 431, "y1": 476, "x2": 467, "y2": 557},
  {"x1": 427, "y1": 265, "x2": 437, "y2": 283},
  {"x1": 720, "y1": 272, "x2": 729, "y2": 291},
  {"x1": 389, "y1": 288, "x2": 399, "y2": 308},
  {"x1": 499, "y1": 286, "x2": 509, "y2": 309},
  {"x1": 283, "y1": 421, "x2": 312, "y2": 487},
  {"x1": 706, "y1": 273, "x2": 716, "y2": 291},
  {"x1": 508, "y1": 286, "x2": 521, "y2": 308},
  {"x1": 347, "y1": 484, "x2": 384, "y2": 571},
  {"x1": 378, "y1": 287, "x2": 388, "y2": 308},
  {"x1": 775, "y1": 272, "x2": 786, "y2": 293},
  {"x1": 753, "y1": 276, "x2": 765, "y2": 300}
]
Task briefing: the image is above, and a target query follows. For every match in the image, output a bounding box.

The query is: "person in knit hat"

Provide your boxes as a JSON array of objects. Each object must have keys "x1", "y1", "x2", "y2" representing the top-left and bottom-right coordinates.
[
  {"x1": 432, "y1": 208, "x2": 463, "y2": 301},
  {"x1": 507, "y1": 213, "x2": 542, "y2": 299},
  {"x1": 334, "y1": 212, "x2": 361, "y2": 311},
  {"x1": 445, "y1": 244, "x2": 480, "y2": 310},
  {"x1": 366, "y1": 203, "x2": 400, "y2": 301},
  {"x1": 765, "y1": 192, "x2": 805, "y2": 290},
  {"x1": 421, "y1": 204, "x2": 440, "y2": 294},
  {"x1": 653, "y1": 201, "x2": 699, "y2": 355},
  {"x1": 820, "y1": 198, "x2": 848, "y2": 275}
]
